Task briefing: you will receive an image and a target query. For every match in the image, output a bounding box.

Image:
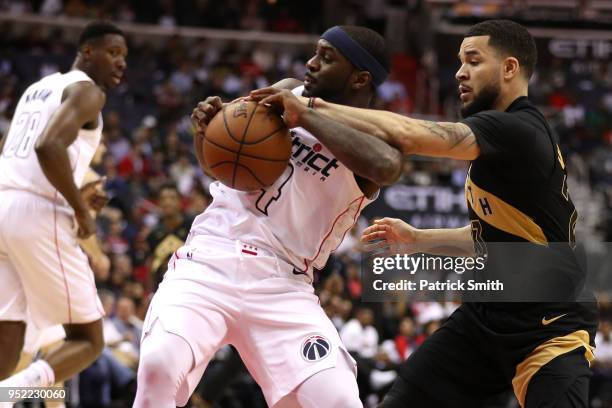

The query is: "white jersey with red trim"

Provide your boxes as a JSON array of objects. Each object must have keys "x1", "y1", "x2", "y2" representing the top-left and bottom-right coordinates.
[
  {"x1": 189, "y1": 86, "x2": 376, "y2": 272},
  {"x1": 0, "y1": 70, "x2": 102, "y2": 207}
]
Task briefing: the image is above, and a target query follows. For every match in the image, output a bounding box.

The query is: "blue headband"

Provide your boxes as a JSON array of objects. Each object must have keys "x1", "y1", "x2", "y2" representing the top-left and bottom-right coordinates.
[{"x1": 321, "y1": 26, "x2": 388, "y2": 87}]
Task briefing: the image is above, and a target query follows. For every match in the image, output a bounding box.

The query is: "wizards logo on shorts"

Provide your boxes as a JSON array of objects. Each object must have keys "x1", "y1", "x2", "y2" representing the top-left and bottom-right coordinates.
[{"x1": 301, "y1": 335, "x2": 331, "y2": 362}]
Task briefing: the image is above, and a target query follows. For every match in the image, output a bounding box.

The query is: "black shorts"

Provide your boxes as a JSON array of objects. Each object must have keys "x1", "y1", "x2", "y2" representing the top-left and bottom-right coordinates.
[{"x1": 380, "y1": 303, "x2": 596, "y2": 408}]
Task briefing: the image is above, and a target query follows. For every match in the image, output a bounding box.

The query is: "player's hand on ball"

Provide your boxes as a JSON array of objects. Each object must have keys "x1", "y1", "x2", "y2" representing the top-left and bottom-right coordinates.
[
  {"x1": 249, "y1": 87, "x2": 307, "y2": 128},
  {"x1": 191, "y1": 96, "x2": 223, "y2": 136},
  {"x1": 361, "y1": 218, "x2": 419, "y2": 245}
]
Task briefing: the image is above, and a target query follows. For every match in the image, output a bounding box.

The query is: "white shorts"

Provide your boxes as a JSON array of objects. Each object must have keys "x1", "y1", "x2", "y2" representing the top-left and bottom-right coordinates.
[
  {"x1": 0, "y1": 190, "x2": 104, "y2": 327},
  {"x1": 142, "y1": 235, "x2": 356, "y2": 407}
]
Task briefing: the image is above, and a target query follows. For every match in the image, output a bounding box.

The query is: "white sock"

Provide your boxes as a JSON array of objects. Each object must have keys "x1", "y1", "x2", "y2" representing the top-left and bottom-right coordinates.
[{"x1": 0, "y1": 360, "x2": 55, "y2": 389}]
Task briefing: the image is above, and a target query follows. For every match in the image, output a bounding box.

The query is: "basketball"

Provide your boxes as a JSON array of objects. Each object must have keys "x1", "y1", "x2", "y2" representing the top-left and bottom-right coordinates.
[{"x1": 202, "y1": 100, "x2": 291, "y2": 191}]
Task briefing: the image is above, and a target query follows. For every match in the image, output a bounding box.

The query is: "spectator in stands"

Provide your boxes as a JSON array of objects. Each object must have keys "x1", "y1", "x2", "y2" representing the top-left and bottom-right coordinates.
[
  {"x1": 146, "y1": 182, "x2": 193, "y2": 291},
  {"x1": 394, "y1": 316, "x2": 417, "y2": 361},
  {"x1": 341, "y1": 307, "x2": 379, "y2": 401},
  {"x1": 111, "y1": 296, "x2": 143, "y2": 356}
]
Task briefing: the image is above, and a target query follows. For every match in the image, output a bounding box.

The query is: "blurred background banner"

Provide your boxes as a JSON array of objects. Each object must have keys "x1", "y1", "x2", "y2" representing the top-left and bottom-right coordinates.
[{"x1": 362, "y1": 182, "x2": 469, "y2": 229}]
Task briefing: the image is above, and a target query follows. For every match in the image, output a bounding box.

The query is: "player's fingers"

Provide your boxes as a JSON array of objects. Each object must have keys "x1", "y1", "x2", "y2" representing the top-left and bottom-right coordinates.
[
  {"x1": 203, "y1": 103, "x2": 220, "y2": 117},
  {"x1": 374, "y1": 217, "x2": 393, "y2": 225},
  {"x1": 362, "y1": 239, "x2": 390, "y2": 253},
  {"x1": 190, "y1": 112, "x2": 207, "y2": 133},
  {"x1": 259, "y1": 94, "x2": 282, "y2": 107},
  {"x1": 191, "y1": 107, "x2": 208, "y2": 123},
  {"x1": 361, "y1": 230, "x2": 387, "y2": 243},
  {"x1": 361, "y1": 224, "x2": 386, "y2": 238},
  {"x1": 250, "y1": 86, "x2": 275, "y2": 95},
  {"x1": 196, "y1": 100, "x2": 221, "y2": 116},
  {"x1": 250, "y1": 87, "x2": 278, "y2": 100},
  {"x1": 202, "y1": 96, "x2": 222, "y2": 110},
  {"x1": 367, "y1": 223, "x2": 389, "y2": 233},
  {"x1": 210, "y1": 96, "x2": 223, "y2": 110},
  {"x1": 361, "y1": 225, "x2": 378, "y2": 236}
]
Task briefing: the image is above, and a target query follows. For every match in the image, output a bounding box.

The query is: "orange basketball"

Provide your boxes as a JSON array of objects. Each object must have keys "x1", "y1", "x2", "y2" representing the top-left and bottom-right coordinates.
[{"x1": 202, "y1": 101, "x2": 291, "y2": 191}]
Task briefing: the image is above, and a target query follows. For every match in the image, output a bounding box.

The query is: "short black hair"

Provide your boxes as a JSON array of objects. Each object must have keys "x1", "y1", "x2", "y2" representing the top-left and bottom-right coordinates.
[
  {"x1": 157, "y1": 181, "x2": 180, "y2": 197},
  {"x1": 465, "y1": 19, "x2": 537, "y2": 79},
  {"x1": 338, "y1": 25, "x2": 391, "y2": 76},
  {"x1": 78, "y1": 21, "x2": 124, "y2": 47}
]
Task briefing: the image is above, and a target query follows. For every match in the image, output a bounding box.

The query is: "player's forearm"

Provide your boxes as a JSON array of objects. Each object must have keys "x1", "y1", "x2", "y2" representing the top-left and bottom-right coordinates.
[
  {"x1": 36, "y1": 141, "x2": 88, "y2": 214},
  {"x1": 313, "y1": 99, "x2": 478, "y2": 160},
  {"x1": 312, "y1": 99, "x2": 408, "y2": 150},
  {"x1": 412, "y1": 225, "x2": 475, "y2": 257},
  {"x1": 298, "y1": 109, "x2": 403, "y2": 186}
]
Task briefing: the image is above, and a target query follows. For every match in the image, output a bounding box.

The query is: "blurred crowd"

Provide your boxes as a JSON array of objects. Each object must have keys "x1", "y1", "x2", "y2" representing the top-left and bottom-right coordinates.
[
  {"x1": 1, "y1": 0, "x2": 411, "y2": 35},
  {"x1": 1, "y1": 4, "x2": 612, "y2": 407}
]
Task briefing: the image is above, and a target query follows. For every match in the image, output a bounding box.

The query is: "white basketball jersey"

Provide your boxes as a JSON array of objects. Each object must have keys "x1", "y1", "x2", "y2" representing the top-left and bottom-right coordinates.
[
  {"x1": 189, "y1": 86, "x2": 377, "y2": 272},
  {"x1": 0, "y1": 70, "x2": 102, "y2": 206}
]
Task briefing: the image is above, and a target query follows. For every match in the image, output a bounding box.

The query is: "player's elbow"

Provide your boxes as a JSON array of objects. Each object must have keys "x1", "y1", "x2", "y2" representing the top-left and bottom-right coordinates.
[
  {"x1": 34, "y1": 138, "x2": 55, "y2": 160},
  {"x1": 373, "y1": 149, "x2": 403, "y2": 186},
  {"x1": 35, "y1": 136, "x2": 63, "y2": 163}
]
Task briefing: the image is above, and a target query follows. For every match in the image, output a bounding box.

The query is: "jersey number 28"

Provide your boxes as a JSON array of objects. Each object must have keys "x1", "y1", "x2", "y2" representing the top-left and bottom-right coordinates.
[{"x1": 2, "y1": 111, "x2": 41, "y2": 159}]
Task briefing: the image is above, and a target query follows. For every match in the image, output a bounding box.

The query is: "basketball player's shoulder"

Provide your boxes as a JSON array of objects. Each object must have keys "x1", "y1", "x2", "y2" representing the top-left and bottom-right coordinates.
[{"x1": 63, "y1": 80, "x2": 105, "y2": 109}]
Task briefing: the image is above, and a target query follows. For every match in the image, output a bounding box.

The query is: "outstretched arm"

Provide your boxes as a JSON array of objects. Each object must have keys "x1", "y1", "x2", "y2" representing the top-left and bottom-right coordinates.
[
  {"x1": 362, "y1": 218, "x2": 475, "y2": 257},
  {"x1": 251, "y1": 87, "x2": 479, "y2": 160},
  {"x1": 252, "y1": 89, "x2": 403, "y2": 187},
  {"x1": 307, "y1": 99, "x2": 479, "y2": 160}
]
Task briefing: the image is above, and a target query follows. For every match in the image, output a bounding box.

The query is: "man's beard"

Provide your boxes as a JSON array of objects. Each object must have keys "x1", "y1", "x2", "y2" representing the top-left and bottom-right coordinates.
[{"x1": 460, "y1": 81, "x2": 500, "y2": 118}]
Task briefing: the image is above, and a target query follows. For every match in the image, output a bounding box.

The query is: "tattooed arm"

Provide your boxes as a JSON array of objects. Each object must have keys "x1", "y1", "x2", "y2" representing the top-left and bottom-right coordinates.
[{"x1": 307, "y1": 100, "x2": 480, "y2": 160}]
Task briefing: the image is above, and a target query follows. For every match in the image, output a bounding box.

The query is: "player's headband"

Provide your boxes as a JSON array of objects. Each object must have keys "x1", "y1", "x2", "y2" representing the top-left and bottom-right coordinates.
[{"x1": 321, "y1": 26, "x2": 388, "y2": 87}]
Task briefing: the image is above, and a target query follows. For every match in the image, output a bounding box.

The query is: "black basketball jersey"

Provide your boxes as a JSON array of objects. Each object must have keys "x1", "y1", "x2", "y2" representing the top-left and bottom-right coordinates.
[
  {"x1": 460, "y1": 96, "x2": 597, "y2": 321},
  {"x1": 462, "y1": 96, "x2": 576, "y2": 248}
]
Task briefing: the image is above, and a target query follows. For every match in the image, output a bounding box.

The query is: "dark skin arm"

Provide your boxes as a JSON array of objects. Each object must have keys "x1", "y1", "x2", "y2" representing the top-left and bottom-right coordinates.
[
  {"x1": 35, "y1": 81, "x2": 105, "y2": 238},
  {"x1": 250, "y1": 89, "x2": 403, "y2": 195},
  {"x1": 298, "y1": 109, "x2": 402, "y2": 195}
]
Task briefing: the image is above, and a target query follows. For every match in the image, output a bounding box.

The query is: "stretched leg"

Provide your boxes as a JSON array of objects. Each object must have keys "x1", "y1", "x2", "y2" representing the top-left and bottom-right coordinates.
[
  {"x1": 0, "y1": 321, "x2": 25, "y2": 379},
  {"x1": 0, "y1": 319, "x2": 104, "y2": 388},
  {"x1": 134, "y1": 319, "x2": 195, "y2": 408},
  {"x1": 0, "y1": 249, "x2": 27, "y2": 379},
  {"x1": 524, "y1": 348, "x2": 592, "y2": 408},
  {"x1": 274, "y1": 351, "x2": 362, "y2": 408},
  {"x1": 134, "y1": 254, "x2": 234, "y2": 407}
]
